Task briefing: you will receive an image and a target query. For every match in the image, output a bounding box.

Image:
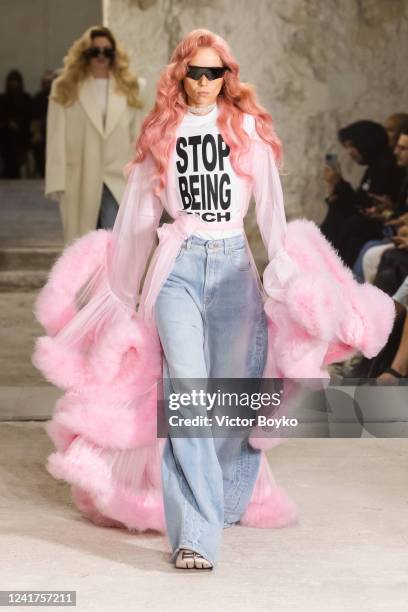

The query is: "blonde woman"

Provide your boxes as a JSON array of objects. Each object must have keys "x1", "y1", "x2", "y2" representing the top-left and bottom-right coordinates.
[{"x1": 45, "y1": 26, "x2": 146, "y2": 244}]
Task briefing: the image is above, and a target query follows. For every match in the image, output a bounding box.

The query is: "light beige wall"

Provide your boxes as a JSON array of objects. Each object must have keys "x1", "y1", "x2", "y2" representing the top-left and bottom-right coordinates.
[{"x1": 104, "y1": 0, "x2": 408, "y2": 225}]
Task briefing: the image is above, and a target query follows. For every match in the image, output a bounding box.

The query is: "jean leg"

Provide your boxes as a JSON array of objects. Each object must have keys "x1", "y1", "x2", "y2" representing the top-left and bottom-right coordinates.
[
  {"x1": 155, "y1": 274, "x2": 225, "y2": 567},
  {"x1": 214, "y1": 435, "x2": 262, "y2": 525},
  {"x1": 205, "y1": 249, "x2": 267, "y2": 525}
]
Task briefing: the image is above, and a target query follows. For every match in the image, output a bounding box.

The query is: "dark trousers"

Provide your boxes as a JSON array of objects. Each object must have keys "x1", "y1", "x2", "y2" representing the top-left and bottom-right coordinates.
[
  {"x1": 334, "y1": 214, "x2": 384, "y2": 268},
  {"x1": 96, "y1": 183, "x2": 119, "y2": 230},
  {"x1": 346, "y1": 307, "x2": 406, "y2": 378},
  {"x1": 374, "y1": 249, "x2": 408, "y2": 296}
]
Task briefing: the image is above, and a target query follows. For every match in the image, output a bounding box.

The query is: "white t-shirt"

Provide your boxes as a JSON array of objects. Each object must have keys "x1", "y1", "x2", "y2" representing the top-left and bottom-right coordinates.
[
  {"x1": 174, "y1": 104, "x2": 245, "y2": 239},
  {"x1": 92, "y1": 77, "x2": 109, "y2": 128}
]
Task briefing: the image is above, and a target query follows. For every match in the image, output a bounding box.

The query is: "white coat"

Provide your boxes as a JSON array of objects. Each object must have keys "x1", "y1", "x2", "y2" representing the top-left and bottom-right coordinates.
[{"x1": 45, "y1": 74, "x2": 146, "y2": 244}]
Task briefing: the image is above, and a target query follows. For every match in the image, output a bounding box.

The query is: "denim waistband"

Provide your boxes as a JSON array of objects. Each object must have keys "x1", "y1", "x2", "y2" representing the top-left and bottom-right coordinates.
[{"x1": 182, "y1": 232, "x2": 247, "y2": 252}]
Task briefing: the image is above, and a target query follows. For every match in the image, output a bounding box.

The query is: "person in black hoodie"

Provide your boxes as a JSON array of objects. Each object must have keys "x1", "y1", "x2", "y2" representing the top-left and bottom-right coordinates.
[
  {"x1": 320, "y1": 120, "x2": 405, "y2": 267},
  {"x1": 373, "y1": 127, "x2": 408, "y2": 295}
]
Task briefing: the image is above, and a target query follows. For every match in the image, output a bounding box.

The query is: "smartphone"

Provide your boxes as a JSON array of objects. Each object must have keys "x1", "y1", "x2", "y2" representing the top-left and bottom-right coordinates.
[{"x1": 325, "y1": 153, "x2": 338, "y2": 169}]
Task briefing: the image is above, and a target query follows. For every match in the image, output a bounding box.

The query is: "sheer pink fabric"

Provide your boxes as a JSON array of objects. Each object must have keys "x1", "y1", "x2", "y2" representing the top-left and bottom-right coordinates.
[
  {"x1": 54, "y1": 112, "x2": 298, "y2": 351},
  {"x1": 33, "y1": 109, "x2": 396, "y2": 533}
]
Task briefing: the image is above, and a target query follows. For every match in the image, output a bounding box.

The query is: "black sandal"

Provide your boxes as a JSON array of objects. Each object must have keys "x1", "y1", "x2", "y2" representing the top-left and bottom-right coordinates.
[
  {"x1": 383, "y1": 367, "x2": 403, "y2": 378},
  {"x1": 175, "y1": 548, "x2": 213, "y2": 570}
]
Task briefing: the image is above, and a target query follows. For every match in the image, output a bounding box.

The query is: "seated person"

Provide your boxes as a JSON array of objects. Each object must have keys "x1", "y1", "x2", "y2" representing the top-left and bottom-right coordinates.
[
  {"x1": 384, "y1": 112, "x2": 408, "y2": 149},
  {"x1": 361, "y1": 214, "x2": 408, "y2": 283},
  {"x1": 374, "y1": 234, "x2": 408, "y2": 296},
  {"x1": 376, "y1": 275, "x2": 408, "y2": 383},
  {"x1": 353, "y1": 127, "x2": 408, "y2": 281},
  {"x1": 321, "y1": 120, "x2": 405, "y2": 267},
  {"x1": 344, "y1": 276, "x2": 407, "y2": 379}
]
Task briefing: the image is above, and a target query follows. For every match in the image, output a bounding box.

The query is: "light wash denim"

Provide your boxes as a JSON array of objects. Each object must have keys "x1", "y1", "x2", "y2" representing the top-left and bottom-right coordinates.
[
  {"x1": 154, "y1": 233, "x2": 268, "y2": 567},
  {"x1": 96, "y1": 183, "x2": 119, "y2": 229}
]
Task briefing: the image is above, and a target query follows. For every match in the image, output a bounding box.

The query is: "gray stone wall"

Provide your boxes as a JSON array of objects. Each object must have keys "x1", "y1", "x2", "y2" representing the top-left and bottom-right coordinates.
[{"x1": 104, "y1": 0, "x2": 408, "y2": 233}]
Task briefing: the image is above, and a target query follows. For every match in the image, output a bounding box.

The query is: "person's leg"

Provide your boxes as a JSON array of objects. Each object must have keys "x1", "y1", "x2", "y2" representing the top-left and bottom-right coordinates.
[
  {"x1": 368, "y1": 306, "x2": 407, "y2": 380},
  {"x1": 376, "y1": 309, "x2": 408, "y2": 382},
  {"x1": 353, "y1": 239, "x2": 388, "y2": 283},
  {"x1": 154, "y1": 238, "x2": 224, "y2": 568},
  {"x1": 203, "y1": 235, "x2": 267, "y2": 526},
  {"x1": 96, "y1": 183, "x2": 119, "y2": 229},
  {"x1": 155, "y1": 235, "x2": 269, "y2": 567},
  {"x1": 393, "y1": 275, "x2": 408, "y2": 306},
  {"x1": 160, "y1": 362, "x2": 221, "y2": 568},
  {"x1": 374, "y1": 249, "x2": 408, "y2": 295}
]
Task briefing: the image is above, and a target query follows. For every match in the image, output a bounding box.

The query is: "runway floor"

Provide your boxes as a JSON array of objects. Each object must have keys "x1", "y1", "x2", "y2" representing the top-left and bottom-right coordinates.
[
  {"x1": 1, "y1": 179, "x2": 407, "y2": 610},
  {"x1": 1, "y1": 426, "x2": 407, "y2": 611}
]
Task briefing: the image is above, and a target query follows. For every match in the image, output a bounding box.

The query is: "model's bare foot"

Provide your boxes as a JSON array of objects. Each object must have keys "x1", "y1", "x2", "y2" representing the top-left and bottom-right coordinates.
[{"x1": 175, "y1": 548, "x2": 213, "y2": 570}]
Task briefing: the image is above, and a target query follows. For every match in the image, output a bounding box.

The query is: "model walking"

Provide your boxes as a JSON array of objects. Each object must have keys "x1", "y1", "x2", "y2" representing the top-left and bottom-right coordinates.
[
  {"x1": 32, "y1": 28, "x2": 396, "y2": 574},
  {"x1": 127, "y1": 29, "x2": 296, "y2": 569},
  {"x1": 153, "y1": 44, "x2": 272, "y2": 571},
  {"x1": 45, "y1": 25, "x2": 146, "y2": 244}
]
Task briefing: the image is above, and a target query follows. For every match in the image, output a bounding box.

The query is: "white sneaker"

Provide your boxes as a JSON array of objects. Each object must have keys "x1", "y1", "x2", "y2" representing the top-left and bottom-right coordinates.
[{"x1": 175, "y1": 548, "x2": 213, "y2": 570}]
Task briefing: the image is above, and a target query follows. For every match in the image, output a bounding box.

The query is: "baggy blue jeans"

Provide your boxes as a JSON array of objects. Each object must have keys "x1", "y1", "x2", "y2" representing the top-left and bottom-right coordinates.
[{"x1": 154, "y1": 233, "x2": 268, "y2": 567}]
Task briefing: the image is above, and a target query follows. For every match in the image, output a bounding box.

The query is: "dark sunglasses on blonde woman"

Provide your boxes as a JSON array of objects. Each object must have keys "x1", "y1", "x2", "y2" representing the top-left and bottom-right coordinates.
[{"x1": 85, "y1": 46, "x2": 115, "y2": 60}]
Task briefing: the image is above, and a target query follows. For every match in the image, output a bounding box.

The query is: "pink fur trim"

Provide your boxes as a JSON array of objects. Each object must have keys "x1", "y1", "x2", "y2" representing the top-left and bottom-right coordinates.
[
  {"x1": 35, "y1": 230, "x2": 110, "y2": 336},
  {"x1": 53, "y1": 387, "x2": 158, "y2": 449},
  {"x1": 242, "y1": 454, "x2": 298, "y2": 527},
  {"x1": 70, "y1": 485, "x2": 125, "y2": 529},
  {"x1": 32, "y1": 336, "x2": 87, "y2": 389},
  {"x1": 47, "y1": 439, "x2": 165, "y2": 533},
  {"x1": 33, "y1": 217, "x2": 396, "y2": 536}
]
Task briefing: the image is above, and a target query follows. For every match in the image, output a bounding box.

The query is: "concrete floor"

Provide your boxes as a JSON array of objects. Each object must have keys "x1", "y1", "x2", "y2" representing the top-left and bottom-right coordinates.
[
  {"x1": 0, "y1": 180, "x2": 62, "y2": 248},
  {"x1": 1, "y1": 180, "x2": 408, "y2": 610},
  {"x1": 1, "y1": 427, "x2": 408, "y2": 611},
  {"x1": 0, "y1": 180, "x2": 63, "y2": 419}
]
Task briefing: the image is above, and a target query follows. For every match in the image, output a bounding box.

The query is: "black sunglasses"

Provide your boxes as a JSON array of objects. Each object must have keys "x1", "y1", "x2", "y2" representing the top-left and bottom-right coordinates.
[
  {"x1": 186, "y1": 65, "x2": 230, "y2": 81},
  {"x1": 85, "y1": 46, "x2": 115, "y2": 60}
]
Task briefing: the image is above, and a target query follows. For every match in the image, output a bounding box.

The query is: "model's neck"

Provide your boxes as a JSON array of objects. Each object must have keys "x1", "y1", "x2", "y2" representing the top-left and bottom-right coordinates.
[
  {"x1": 91, "y1": 68, "x2": 110, "y2": 79},
  {"x1": 186, "y1": 102, "x2": 217, "y2": 116}
]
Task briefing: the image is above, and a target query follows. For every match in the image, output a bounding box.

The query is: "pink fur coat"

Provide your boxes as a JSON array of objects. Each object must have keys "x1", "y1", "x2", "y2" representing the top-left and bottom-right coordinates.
[{"x1": 32, "y1": 218, "x2": 395, "y2": 533}]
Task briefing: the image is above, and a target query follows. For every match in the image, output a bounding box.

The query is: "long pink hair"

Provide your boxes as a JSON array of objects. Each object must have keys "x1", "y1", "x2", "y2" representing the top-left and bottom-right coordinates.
[{"x1": 128, "y1": 29, "x2": 282, "y2": 195}]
